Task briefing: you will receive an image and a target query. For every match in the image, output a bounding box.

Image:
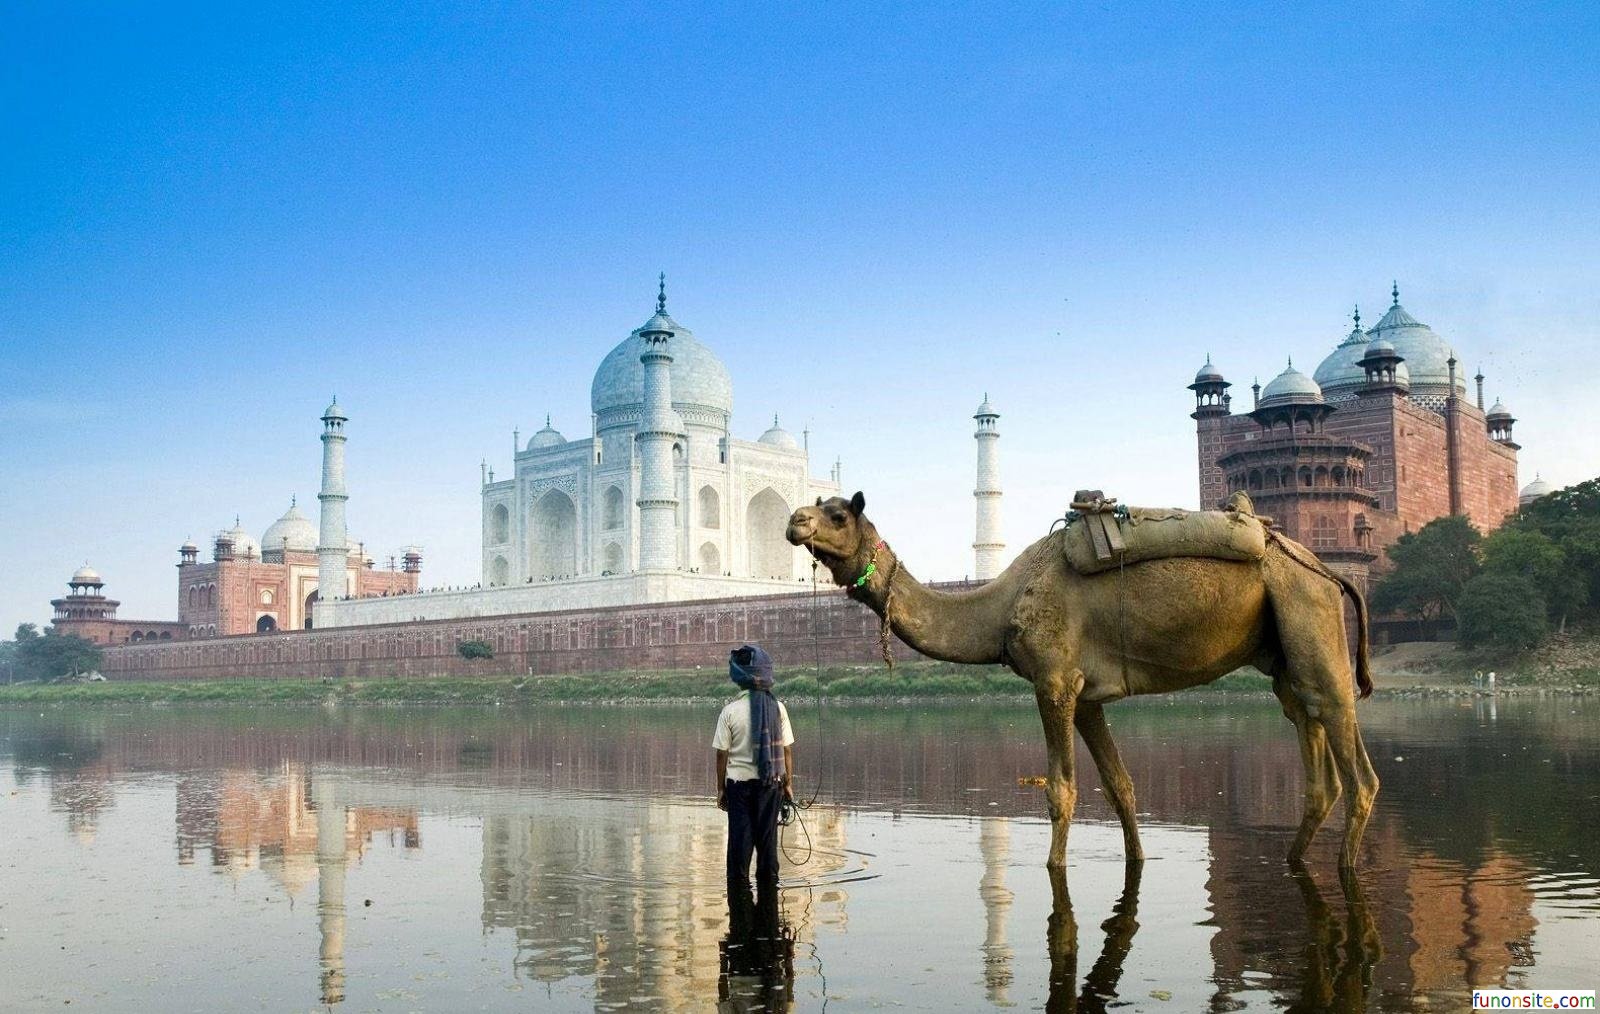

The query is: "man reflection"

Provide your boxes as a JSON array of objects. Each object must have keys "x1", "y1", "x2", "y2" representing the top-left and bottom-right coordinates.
[{"x1": 718, "y1": 882, "x2": 795, "y2": 1013}]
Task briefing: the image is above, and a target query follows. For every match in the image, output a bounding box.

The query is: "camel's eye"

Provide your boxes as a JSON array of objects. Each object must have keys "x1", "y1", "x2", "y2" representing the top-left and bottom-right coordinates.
[{"x1": 827, "y1": 511, "x2": 846, "y2": 526}]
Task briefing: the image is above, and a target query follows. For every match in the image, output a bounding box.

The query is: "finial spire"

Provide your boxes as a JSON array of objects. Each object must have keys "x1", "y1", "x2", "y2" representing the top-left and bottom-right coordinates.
[
  {"x1": 545, "y1": 413, "x2": 551, "y2": 426},
  {"x1": 657, "y1": 272, "x2": 666, "y2": 314},
  {"x1": 290, "y1": 494, "x2": 296, "y2": 508},
  {"x1": 1353, "y1": 304, "x2": 1361, "y2": 329},
  {"x1": 1391, "y1": 281, "x2": 1400, "y2": 306},
  {"x1": 773, "y1": 413, "x2": 779, "y2": 427},
  {"x1": 1287, "y1": 355, "x2": 1294, "y2": 369}
]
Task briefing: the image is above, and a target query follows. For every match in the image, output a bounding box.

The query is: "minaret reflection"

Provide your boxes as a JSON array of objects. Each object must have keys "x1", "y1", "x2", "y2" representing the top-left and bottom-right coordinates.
[
  {"x1": 314, "y1": 777, "x2": 348, "y2": 1006},
  {"x1": 978, "y1": 817, "x2": 1015, "y2": 1003}
]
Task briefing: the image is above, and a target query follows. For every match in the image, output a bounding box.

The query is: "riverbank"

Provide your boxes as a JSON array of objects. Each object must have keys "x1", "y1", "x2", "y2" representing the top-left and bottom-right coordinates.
[
  {"x1": 0, "y1": 661, "x2": 1277, "y2": 706},
  {"x1": 5, "y1": 637, "x2": 1595, "y2": 707}
]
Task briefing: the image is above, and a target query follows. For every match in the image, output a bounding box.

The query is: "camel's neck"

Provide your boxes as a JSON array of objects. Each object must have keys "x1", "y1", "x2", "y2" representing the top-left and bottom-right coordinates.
[{"x1": 843, "y1": 531, "x2": 1028, "y2": 664}]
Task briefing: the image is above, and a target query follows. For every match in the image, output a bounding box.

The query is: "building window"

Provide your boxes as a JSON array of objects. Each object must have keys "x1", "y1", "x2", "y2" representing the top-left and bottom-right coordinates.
[{"x1": 1311, "y1": 515, "x2": 1338, "y2": 550}]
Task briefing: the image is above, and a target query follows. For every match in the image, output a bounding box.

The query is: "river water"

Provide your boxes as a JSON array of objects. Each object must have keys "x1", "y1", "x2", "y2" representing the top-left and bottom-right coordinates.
[{"x1": 1, "y1": 697, "x2": 1596, "y2": 1012}]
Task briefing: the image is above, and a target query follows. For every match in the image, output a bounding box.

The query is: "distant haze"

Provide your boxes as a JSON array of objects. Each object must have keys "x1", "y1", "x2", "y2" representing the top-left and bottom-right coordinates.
[{"x1": 3, "y1": 5, "x2": 1597, "y2": 633}]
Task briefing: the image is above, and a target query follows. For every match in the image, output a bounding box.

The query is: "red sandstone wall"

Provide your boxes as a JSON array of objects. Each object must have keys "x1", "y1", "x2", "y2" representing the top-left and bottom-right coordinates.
[{"x1": 99, "y1": 587, "x2": 948, "y2": 681}]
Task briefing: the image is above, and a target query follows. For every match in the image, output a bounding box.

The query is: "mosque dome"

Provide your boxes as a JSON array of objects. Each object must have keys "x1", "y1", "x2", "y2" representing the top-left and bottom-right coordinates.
[
  {"x1": 262, "y1": 502, "x2": 318, "y2": 553},
  {"x1": 1313, "y1": 319, "x2": 1373, "y2": 400},
  {"x1": 1365, "y1": 288, "x2": 1465, "y2": 398},
  {"x1": 322, "y1": 398, "x2": 347, "y2": 422},
  {"x1": 1487, "y1": 399, "x2": 1513, "y2": 420},
  {"x1": 975, "y1": 394, "x2": 999, "y2": 417},
  {"x1": 180, "y1": 539, "x2": 198, "y2": 553},
  {"x1": 528, "y1": 417, "x2": 566, "y2": 450},
  {"x1": 757, "y1": 415, "x2": 799, "y2": 450},
  {"x1": 1258, "y1": 361, "x2": 1323, "y2": 408},
  {"x1": 224, "y1": 522, "x2": 260, "y2": 559},
  {"x1": 591, "y1": 307, "x2": 734, "y2": 422},
  {"x1": 1519, "y1": 474, "x2": 1555, "y2": 504},
  {"x1": 1193, "y1": 357, "x2": 1225, "y2": 384},
  {"x1": 71, "y1": 565, "x2": 103, "y2": 585}
]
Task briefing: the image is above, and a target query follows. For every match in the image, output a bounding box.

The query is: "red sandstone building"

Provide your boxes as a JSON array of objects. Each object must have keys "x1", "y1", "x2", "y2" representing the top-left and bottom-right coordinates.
[
  {"x1": 50, "y1": 566, "x2": 186, "y2": 645},
  {"x1": 1190, "y1": 287, "x2": 1523, "y2": 589},
  {"x1": 52, "y1": 511, "x2": 421, "y2": 644}
]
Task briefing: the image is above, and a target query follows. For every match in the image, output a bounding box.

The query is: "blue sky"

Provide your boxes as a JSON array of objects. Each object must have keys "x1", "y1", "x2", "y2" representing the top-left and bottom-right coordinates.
[{"x1": 3, "y1": 3, "x2": 1598, "y2": 634}]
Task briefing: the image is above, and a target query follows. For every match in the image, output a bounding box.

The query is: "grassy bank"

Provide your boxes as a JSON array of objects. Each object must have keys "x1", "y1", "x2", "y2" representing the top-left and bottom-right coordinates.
[{"x1": 0, "y1": 661, "x2": 1276, "y2": 707}]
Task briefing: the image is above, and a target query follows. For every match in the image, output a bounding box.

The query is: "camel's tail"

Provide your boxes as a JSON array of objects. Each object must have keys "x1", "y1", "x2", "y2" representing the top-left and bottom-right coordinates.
[{"x1": 1333, "y1": 573, "x2": 1374, "y2": 700}]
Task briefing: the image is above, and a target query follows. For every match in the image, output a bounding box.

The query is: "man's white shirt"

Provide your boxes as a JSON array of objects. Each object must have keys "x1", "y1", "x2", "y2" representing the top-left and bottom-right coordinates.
[{"x1": 712, "y1": 692, "x2": 795, "y2": 782}]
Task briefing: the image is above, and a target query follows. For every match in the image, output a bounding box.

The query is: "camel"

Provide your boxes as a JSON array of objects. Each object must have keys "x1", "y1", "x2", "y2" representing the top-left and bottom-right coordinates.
[{"x1": 786, "y1": 492, "x2": 1380, "y2": 869}]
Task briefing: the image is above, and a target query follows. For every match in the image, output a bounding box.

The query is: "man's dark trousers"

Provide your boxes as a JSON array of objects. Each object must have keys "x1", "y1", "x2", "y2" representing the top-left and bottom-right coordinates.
[{"x1": 725, "y1": 777, "x2": 783, "y2": 890}]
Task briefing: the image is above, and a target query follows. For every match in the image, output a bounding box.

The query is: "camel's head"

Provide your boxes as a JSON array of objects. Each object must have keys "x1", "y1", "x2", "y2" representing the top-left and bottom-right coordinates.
[{"x1": 787, "y1": 491, "x2": 875, "y2": 585}]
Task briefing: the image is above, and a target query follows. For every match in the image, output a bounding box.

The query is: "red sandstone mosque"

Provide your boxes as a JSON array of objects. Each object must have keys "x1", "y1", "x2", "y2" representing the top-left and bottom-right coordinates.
[{"x1": 1190, "y1": 284, "x2": 1544, "y2": 590}]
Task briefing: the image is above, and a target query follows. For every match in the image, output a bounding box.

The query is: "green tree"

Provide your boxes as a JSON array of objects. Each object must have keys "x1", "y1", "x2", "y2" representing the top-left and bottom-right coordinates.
[
  {"x1": 1372, "y1": 515, "x2": 1482, "y2": 620},
  {"x1": 1457, "y1": 573, "x2": 1547, "y2": 650},
  {"x1": 10, "y1": 625, "x2": 103, "y2": 681},
  {"x1": 1510, "y1": 475, "x2": 1600, "y2": 628},
  {"x1": 1481, "y1": 527, "x2": 1587, "y2": 632},
  {"x1": 457, "y1": 639, "x2": 494, "y2": 661}
]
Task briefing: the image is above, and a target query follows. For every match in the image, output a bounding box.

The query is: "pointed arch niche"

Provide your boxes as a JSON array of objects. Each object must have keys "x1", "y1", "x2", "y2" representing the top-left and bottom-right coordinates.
[
  {"x1": 745, "y1": 488, "x2": 792, "y2": 579},
  {"x1": 529, "y1": 490, "x2": 579, "y2": 579}
]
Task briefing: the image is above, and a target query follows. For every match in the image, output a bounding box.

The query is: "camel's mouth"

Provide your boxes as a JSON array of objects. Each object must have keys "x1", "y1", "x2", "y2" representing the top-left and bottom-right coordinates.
[{"x1": 786, "y1": 515, "x2": 841, "y2": 562}]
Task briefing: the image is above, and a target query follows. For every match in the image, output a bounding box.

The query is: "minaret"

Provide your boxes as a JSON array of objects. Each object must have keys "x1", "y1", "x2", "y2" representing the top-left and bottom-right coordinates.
[
  {"x1": 973, "y1": 394, "x2": 1004, "y2": 580},
  {"x1": 317, "y1": 398, "x2": 350, "y2": 607},
  {"x1": 636, "y1": 275, "x2": 681, "y2": 571}
]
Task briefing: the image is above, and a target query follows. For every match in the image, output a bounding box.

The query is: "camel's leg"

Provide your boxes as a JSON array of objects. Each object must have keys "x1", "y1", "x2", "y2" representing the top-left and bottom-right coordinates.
[
  {"x1": 1074, "y1": 702, "x2": 1143, "y2": 862},
  {"x1": 1274, "y1": 681, "x2": 1341, "y2": 862},
  {"x1": 1034, "y1": 669, "x2": 1082, "y2": 870},
  {"x1": 1319, "y1": 699, "x2": 1379, "y2": 868},
  {"x1": 1045, "y1": 865, "x2": 1080, "y2": 1014}
]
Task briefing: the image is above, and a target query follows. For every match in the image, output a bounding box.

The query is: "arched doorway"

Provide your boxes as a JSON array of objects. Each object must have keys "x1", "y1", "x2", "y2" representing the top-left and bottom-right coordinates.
[
  {"x1": 699, "y1": 541, "x2": 721, "y2": 574},
  {"x1": 746, "y1": 488, "x2": 791, "y2": 579},
  {"x1": 256, "y1": 615, "x2": 278, "y2": 633},
  {"x1": 603, "y1": 542, "x2": 624, "y2": 574},
  {"x1": 490, "y1": 555, "x2": 510, "y2": 586},
  {"x1": 489, "y1": 503, "x2": 510, "y2": 543},
  {"x1": 529, "y1": 490, "x2": 579, "y2": 579},
  {"x1": 602, "y1": 485, "x2": 625, "y2": 530},
  {"x1": 698, "y1": 485, "x2": 720, "y2": 528},
  {"x1": 304, "y1": 590, "x2": 318, "y2": 629}
]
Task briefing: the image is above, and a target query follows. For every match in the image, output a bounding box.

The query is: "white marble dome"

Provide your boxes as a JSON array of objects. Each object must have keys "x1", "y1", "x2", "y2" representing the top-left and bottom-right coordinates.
[
  {"x1": 757, "y1": 415, "x2": 799, "y2": 450},
  {"x1": 223, "y1": 522, "x2": 260, "y2": 559},
  {"x1": 262, "y1": 502, "x2": 318, "y2": 553},
  {"x1": 591, "y1": 311, "x2": 734, "y2": 421},
  {"x1": 1365, "y1": 298, "x2": 1465, "y2": 398},
  {"x1": 528, "y1": 418, "x2": 566, "y2": 450},
  {"x1": 1519, "y1": 474, "x2": 1555, "y2": 504},
  {"x1": 1259, "y1": 362, "x2": 1323, "y2": 407},
  {"x1": 71, "y1": 565, "x2": 103, "y2": 585},
  {"x1": 1313, "y1": 323, "x2": 1372, "y2": 400}
]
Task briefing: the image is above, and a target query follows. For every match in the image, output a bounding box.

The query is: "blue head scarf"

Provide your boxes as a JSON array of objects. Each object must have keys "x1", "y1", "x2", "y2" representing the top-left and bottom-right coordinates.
[{"x1": 729, "y1": 644, "x2": 785, "y2": 783}]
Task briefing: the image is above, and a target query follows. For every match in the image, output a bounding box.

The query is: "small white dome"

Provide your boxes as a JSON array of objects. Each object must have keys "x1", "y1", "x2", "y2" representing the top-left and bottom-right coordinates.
[
  {"x1": 1519, "y1": 474, "x2": 1555, "y2": 503},
  {"x1": 528, "y1": 417, "x2": 566, "y2": 450},
  {"x1": 1193, "y1": 358, "x2": 1224, "y2": 384},
  {"x1": 1258, "y1": 361, "x2": 1324, "y2": 407},
  {"x1": 71, "y1": 565, "x2": 103, "y2": 585},
  {"x1": 1487, "y1": 399, "x2": 1513, "y2": 420},
  {"x1": 262, "y1": 502, "x2": 318, "y2": 553},
  {"x1": 222, "y1": 523, "x2": 260, "y2": 559},
  {"x1": 758, "y1": 415, "x2": 800, "y2": 450}
]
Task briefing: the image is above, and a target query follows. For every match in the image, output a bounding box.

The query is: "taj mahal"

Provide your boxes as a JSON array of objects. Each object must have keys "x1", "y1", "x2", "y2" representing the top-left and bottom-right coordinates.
[
  {"x1": 313, "y1": 278, "x2": 998, "y2": 629},
  {"x1": 481, "y1": 276, "x2": 838, "y2": 589}
]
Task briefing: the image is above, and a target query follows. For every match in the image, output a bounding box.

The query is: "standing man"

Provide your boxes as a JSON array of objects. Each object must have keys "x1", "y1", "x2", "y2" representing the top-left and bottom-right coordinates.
[{"x1": 714, "y1": 644, "x2": 795, "y2": 891}]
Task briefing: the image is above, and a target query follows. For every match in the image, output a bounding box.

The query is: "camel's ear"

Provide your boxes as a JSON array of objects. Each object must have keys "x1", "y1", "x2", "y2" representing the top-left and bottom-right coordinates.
[
  {"x1": 848, "y1": 490, "x2": 866, "y2": 515},
  {"x1": 815, "y1": 496, "x2": 823, "y2": 507}
]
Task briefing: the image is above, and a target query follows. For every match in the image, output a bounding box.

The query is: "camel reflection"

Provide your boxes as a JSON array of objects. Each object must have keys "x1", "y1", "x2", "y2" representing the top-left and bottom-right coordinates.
[
  {"x1": 1043, "y1": 862, "x2": 1379, "y2": 1013},
  {"x1": 718, "y1": 884, "x2": 795, "y2": 1013}
]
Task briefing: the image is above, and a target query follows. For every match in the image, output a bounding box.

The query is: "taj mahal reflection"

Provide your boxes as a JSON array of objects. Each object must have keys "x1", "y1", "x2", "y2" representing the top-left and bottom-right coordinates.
[{"x1": 9, "y1": 703, "x2": 1589, "y2": 1012}]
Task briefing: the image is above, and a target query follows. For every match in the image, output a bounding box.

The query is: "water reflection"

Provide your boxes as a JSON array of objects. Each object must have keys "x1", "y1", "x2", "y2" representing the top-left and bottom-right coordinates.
[{"x1": 2, "y1": 700, "x2": 1596, "y2": 1011}]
